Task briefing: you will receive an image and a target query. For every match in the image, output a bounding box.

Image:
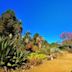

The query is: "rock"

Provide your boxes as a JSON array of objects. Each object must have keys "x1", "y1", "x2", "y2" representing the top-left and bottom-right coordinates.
[{"x1": 47, "y1": 55, "x2": 54, "y2": 60}]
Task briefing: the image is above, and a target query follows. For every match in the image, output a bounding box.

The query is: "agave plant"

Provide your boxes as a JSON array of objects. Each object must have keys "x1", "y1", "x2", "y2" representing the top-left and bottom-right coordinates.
[{"x1": 0, "y1": 36, "x2": 28, "y2": 71}]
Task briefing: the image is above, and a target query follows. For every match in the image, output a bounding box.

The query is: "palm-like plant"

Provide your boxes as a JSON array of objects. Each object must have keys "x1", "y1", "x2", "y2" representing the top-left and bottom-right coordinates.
[
  {"x1": 33, "y1": 33, "x2": 39, "y2": 45},
  {"x1": 42, "y1": 40, "x2": 50, "y2": 48},
  {"x1": 23, "y1": 32, "x2": 31, "y2": 44}
]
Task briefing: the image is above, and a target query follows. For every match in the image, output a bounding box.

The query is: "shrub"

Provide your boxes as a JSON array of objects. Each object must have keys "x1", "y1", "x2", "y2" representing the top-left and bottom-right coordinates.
[
  {"x1": 38, "y1": 47, "x2": 50, "y2": 55},
  {"x1": 27, "y1": 52, "x2": 46, "y2": 65}
]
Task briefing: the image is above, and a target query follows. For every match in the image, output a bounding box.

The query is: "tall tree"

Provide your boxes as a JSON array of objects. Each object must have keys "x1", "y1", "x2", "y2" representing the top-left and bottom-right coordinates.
[{"x1": 0, "y1": 9, "x2": 22, "y2": 36}]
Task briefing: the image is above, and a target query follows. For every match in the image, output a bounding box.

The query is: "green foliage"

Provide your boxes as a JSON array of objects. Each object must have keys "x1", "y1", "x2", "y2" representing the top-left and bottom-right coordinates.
[
  {"x1": 38, "y1": 48, "x2": 50, "y2": 55},
  {"x1": 27, "y1": 52, "x2": 46, "y2": 65},
  {"x1": 28, "y1": 53, "x2": 46, "y2": 60},
  {"x1": 0, "y1": 36, "x2": 27, "y2": 69},
  {"x1": 50, "y1": 42, "x2": 60, "y2": 48},
  {"x1": 33, "y1": 33, "x2": 39, "y2": 44}
]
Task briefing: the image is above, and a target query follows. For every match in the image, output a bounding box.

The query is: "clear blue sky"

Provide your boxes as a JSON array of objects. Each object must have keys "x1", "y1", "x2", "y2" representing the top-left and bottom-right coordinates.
[{"x1": 0, "y1": 0, "x2": 72, "y2": 43}]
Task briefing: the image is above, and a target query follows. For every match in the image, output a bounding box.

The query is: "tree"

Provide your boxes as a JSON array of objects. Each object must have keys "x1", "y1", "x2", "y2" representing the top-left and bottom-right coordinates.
[
  {"x1": 33, "y1": 33, "x2": 39, "y2": 40},
  {"x1": 50, "y1": 42, "x2": 60, "y2": 48},
  {"x1": 23, "y1": 32, "x2": 32, "y2": 44},
  {"x1": 0, "y1": 9, "x2": 22, "y2": 36},
  {"x1": 60, "y1": 32, "x2": 72, "y2": 40},
  {"x1": 60, "y1": 32, "x2": 72, "y2": 46},
  {"x1": 33, "y1": 33, "x2": 39, "y2": 45},
  {"x1": 42, "y1": 40, "x2": 50, "y2": 48}
]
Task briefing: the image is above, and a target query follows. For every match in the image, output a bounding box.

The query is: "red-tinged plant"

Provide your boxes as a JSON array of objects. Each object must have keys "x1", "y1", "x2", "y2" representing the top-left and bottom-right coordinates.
[
  {"x1": 60, "y1": 32, "x2": 72, "y2": 46},
  {"x1": 60, "y1": 32, "x2": 72, "y2": 40}
]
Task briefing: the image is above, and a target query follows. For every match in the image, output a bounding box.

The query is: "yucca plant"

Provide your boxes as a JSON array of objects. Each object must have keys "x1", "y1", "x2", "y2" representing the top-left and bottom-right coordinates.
[{"x1": 0, "y1": 36, "x2": 28, "y2": 71}]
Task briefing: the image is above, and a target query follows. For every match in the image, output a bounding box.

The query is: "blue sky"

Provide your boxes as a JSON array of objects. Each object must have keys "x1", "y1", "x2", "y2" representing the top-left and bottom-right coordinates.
[{"x1": 0, "y1": 0, "x2": 72, "y2": 43}]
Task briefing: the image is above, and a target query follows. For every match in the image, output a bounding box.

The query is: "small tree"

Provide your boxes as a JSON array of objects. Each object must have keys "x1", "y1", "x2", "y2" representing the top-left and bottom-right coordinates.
[
  {"x1": 60, "y1": 32, "x2": 72, "y2": 46},
  {"x1": 60, "y1": 32, "x2": 72, "y2": 40}
]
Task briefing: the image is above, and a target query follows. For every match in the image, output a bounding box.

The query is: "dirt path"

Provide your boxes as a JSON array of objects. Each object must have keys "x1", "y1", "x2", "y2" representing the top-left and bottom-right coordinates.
[{"x1": 25, "y1": 52, "x2": 72, "y2": 72}]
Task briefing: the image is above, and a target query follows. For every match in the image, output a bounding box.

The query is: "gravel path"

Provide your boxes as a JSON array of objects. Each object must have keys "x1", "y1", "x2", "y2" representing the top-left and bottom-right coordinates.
[{"x1": 25, "y1": 52, "x2": 72, "y2": 72}]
